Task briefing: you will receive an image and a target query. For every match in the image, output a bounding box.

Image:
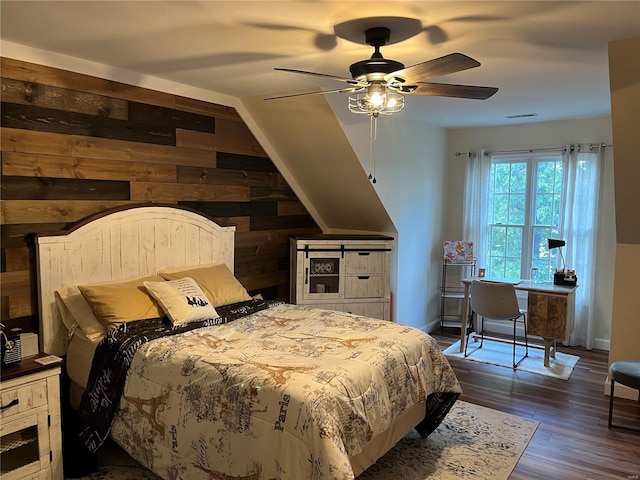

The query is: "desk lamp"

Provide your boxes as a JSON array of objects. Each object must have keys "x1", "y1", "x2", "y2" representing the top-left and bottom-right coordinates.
[{"x1": 547, "y1": 239, "x2": 577, "y2": 286}]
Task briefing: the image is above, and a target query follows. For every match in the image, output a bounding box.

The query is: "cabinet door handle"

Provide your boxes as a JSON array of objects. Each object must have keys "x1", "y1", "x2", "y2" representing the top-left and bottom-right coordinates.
[
  {"x1": 358, "y1": 252, "x2": 370, "y2": 256},
  {"x1": 1, "y1": 399, "x2": 19, "y2": 410},
  {"x1": 357, "y1": 276, "x2": 370, "y2": 280}
]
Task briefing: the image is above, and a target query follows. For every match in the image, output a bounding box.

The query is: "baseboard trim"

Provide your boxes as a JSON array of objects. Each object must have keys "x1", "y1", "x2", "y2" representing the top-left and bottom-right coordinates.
[{"x1": 604, "y1": 377, "x2": 640, "y2": 400}]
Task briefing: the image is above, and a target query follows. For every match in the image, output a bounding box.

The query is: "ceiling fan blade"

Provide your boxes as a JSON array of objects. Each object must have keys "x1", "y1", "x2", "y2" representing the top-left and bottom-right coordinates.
[
  {"x1": 274, "y1": 67, "x2": 363, "y2": 86},
  {"x1": 385, "y1": 53, "x2": 481, "y2": 85},
  {"x1": 409, "y1": 82, "x2": 498, "y2": 100},
  {"x1": 264, "y1": 86, "x2": 362, "y2": 101}
]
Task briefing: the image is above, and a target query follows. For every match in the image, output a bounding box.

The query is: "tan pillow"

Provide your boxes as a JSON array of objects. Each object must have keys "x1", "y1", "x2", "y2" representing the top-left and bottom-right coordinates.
[
  {"x1": 55, "y1": 286, "x2": 107, "y2": 342},
  {"x1": 159, "y1": 263, "x2": 251, "y2": 307},
  {"x1": 78, "y1": 275, "x2": 166, "y2": 331},
  {"x1": 144, "y1": 277, "x2": 218, "y2": 326}
]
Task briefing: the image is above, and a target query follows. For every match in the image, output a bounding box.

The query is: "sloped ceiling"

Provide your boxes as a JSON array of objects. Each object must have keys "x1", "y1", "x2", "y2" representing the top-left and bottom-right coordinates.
[{"x1": 242, "y1": 93, "x2": 394, "y2": 233}]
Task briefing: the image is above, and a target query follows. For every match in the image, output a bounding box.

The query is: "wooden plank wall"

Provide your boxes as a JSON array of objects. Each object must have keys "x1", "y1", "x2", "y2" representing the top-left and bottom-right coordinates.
[{"x1": 0, "y1": 57, "x2": 321, "y2": 332}]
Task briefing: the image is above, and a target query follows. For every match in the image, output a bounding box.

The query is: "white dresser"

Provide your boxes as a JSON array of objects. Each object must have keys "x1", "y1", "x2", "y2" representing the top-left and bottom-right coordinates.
[{"x1": 290, "y1": 235, "x2": 393, "y2": 320}]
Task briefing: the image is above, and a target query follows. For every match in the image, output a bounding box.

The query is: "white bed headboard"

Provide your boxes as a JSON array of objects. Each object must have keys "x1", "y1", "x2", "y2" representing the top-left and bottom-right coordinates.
[{"x1": 36, "y1": 204, "x2": 236, "y2": 355}]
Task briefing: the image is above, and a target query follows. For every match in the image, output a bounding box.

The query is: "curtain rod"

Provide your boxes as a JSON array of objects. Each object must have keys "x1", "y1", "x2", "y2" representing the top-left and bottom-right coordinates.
[{"x1": 454, "y1": 143, "x2": 612, "y2": 157}]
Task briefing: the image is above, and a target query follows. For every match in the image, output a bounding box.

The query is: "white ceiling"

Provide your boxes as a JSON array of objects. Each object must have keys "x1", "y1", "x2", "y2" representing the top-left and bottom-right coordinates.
[{"x1": 1, "y1": 1, "x2": 639, "y2": 128}]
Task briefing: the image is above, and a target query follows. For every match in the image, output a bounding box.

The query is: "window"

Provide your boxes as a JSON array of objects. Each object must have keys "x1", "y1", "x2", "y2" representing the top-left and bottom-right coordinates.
[{"x1": 486, "y1": 154, "x2": 564, "y2": 282}]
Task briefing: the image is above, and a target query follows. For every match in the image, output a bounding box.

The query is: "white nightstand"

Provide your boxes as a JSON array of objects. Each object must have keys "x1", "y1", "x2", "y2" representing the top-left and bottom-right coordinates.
[{"x1": 1, "y1": 356, "x2": 63, "y2": 480}]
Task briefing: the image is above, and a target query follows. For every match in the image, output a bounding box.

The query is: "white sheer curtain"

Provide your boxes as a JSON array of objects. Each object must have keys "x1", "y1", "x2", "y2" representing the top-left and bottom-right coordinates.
[
  {"x1": 561, "y1": 144, "x2": 604, "y2": 349},
  {"x1": 462, "y1": 149, "x2": 490, "y2": 267}
]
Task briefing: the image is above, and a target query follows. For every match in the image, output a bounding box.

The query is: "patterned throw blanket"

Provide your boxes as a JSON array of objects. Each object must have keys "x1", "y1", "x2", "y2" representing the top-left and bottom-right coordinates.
[{"x1": 78, "y1": 298, "x2": 280, "y2": 453}]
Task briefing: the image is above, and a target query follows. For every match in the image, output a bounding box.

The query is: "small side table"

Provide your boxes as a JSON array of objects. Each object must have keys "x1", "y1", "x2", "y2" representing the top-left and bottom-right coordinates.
[{"x1": 1, "y1": 355, "x2": 63, "y2": 480}]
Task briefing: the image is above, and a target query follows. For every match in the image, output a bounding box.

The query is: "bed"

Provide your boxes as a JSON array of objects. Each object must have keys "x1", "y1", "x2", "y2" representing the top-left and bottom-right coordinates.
[{"x1": 36, "y1": 204, "x2": 462, "y2": 480}]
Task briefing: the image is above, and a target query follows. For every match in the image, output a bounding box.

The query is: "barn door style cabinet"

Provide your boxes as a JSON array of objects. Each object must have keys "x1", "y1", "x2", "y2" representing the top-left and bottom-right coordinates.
[{"x1": 290, "y1": 235, "x2": 393, "y2": 321}]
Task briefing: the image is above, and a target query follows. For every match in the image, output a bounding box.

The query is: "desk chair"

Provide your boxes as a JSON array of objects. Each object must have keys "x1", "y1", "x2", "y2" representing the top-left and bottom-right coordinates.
[{"x1": 465, "y1": 280, "x2": 529, "y2": 368}]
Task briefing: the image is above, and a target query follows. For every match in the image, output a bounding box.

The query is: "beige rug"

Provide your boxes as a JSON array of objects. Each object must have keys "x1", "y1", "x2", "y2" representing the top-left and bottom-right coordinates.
[
  {"x1": 66, "y1": 401, "x2": 537, "y2": 480},
  {"x1": 444, "y1": 339, "x2": 580, "y2": 380}
]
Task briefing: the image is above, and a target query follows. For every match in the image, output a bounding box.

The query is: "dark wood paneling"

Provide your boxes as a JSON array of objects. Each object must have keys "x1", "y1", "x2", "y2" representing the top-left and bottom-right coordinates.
[
  {"x1": 1, "y1": 102, "x2": 176, "y2": 145},
  {"x1": 2, "y1": 152, "x2": 177, "y2": 183},
  {"x1": 250, "y1": 215, "x2": 318, "y2": 231},
  {"x1": 177, "y1": 165, "x2": 278, "y2": 187},
  {"x1": 130, "y1": 183, "x2": 248, "y2": 202},
  {"x1": 1, "y1": 200, "x2": 135, "y2": 224},
  {"x1": 1, "y1": 176, "x2": 130, "y2": 200},
  {"x1": 179, "y1": 201, "x2": 277, "y2": 217},
  {"x1": 0, "y1": 57, "x2": 321, "y2": 327},
  {"x1": 3, "y1": 247, "x2": 32, "y2": 272},
  {"x1": 129, "y1": 102, "x2": 216, "y2": 134},
  {"x1": 1, "y1": 223, "x2": 69, "y2": 249},
  {"x1": 216, "y1": 152, "x2": 278, "y2": 172},
  {"x1": 1, "y1": 77, "x2": 129, "y2": 119},
  {"x1": 1, "y1": 128, "x2": 216, "y2": 167}
]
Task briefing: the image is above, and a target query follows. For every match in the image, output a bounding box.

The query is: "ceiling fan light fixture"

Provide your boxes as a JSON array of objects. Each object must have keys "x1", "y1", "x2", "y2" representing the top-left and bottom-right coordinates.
[{"x1": 348, "y1": 88, "x2": 405, "y2": 117}]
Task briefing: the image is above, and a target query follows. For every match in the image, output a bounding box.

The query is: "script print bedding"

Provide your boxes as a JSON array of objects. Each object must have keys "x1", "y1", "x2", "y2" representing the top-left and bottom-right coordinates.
[{"x1": 104, "y1": 303, "x2": 461, "y2": 479}]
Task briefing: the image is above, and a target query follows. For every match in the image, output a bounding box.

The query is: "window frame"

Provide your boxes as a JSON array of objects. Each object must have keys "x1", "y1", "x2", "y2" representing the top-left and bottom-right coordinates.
[{"x1": 486, "y1": 153, "x2": 565, "y2": 281}]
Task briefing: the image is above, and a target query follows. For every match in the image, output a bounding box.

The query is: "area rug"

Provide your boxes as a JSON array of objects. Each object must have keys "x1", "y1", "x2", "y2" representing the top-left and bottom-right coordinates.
[
  {"x1": 444, "y1": 338, "x2": 580, "y2": 380},
  {"x1": 66, "y1": 401, "x2": 538, "y2": 480}
]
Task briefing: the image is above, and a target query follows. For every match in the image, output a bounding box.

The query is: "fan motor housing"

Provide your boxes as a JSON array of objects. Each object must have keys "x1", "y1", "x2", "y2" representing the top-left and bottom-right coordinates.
[{"x1": 349, "y1": 58, "x2": 405, "y2": 81}]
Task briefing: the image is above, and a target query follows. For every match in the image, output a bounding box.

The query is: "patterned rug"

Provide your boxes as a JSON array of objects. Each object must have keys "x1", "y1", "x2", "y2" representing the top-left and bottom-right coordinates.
[
  {"x1": 444, "y1": 339, "x2": 580, "y2": 380},
  {"x1": 66, "y1": 401, "x2": 537, "y2": 480}
]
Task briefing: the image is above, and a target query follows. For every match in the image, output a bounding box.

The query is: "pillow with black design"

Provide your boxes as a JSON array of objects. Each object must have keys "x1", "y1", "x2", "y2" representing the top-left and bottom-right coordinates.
[{"x1": 144, "y1": 277, "x2": 218, "y2": 326}]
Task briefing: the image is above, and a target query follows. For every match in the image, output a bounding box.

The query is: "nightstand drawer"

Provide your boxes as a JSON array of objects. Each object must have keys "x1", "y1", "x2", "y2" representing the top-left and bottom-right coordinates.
[{"x1": 0, "y1": 379, "x2": 48, "y2": 421}]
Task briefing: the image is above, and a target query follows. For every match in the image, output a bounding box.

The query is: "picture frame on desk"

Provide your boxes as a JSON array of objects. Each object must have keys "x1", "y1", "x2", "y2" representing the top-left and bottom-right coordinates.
[{"x1": 478, "y1": 268, "x2": 486, "y2": 278}]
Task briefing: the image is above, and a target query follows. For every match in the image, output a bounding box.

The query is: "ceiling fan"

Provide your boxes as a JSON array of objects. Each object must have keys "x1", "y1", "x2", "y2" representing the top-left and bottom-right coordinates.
[{"x1": 266, "y1": 26, "x2": 498, "y2": 116}]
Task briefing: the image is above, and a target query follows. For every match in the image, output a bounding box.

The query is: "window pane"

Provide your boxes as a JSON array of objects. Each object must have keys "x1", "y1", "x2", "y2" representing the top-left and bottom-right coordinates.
[
  {"x1": 506, "y1": 227, "x2": 523, "y2": 258},
  {"x1": 535, "y1": 193, "x2": 555, "y2": 225},
  {"x1": 489, "y1": 226, "x2": 506, "y2": 257},
  {"x1": 489, "y1": 256, "x2": 505, "y2": 277},
  {"x1": 505, "y1": 257, "x2": 521, "y2": 278},
  {"x1": 536, "y1": 161, "x2": 556, "y2": 193},
  {"x1": 494, "y1": 164, "x2": 511, "y2": 193},
  {"x1": 493, "y1": 194, "x2": 509, "y2": 224},
  {"x1": 511, "y1": 163, "x2": 527, "y2": 193},
  {"x1": 509, "y1": 193, "x2": 525, "y2": 224}
]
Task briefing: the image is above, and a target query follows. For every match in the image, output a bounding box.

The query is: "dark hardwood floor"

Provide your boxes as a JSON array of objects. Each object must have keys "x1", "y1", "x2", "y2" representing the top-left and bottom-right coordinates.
[{"x1": 432, "y1": 330, "x2": 640, "y2": 480}]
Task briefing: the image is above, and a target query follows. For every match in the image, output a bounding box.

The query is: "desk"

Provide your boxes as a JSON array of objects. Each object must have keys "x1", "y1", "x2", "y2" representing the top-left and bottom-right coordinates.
[{"x1": 458, "y1": 278, "x2": 577, "y2": 366}]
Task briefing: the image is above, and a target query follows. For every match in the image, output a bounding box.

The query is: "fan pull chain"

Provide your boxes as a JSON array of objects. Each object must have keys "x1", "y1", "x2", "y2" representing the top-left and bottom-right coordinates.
[{"x1": 369, "y1": 115, "x2": 378, "y2": 184}]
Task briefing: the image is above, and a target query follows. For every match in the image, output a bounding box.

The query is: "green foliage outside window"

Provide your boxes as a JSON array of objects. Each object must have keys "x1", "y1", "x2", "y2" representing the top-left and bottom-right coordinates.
[{"x1": 487, "y1": 156, "x2": 563, "y2": 281}]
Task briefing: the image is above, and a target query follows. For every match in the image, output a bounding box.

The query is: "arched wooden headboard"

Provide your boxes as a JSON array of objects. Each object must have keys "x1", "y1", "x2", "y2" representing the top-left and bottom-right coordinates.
[{"x1": 36, "y1": 204, "x2": 236, "y2": 355}]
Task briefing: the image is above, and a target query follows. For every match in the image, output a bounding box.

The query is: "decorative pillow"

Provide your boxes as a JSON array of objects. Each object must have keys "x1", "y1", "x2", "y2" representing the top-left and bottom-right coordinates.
[
  {"x1": 78, "y1": 275, "x2": 166, "y2": 331},
  {"x1": 55, "y1": 286, "x2": 107, "y2": 342},
  {"x1": 158, "y1": 263, "x2": 251, "y2": 307},
  {"x1": 144, "y1": 277, "x2": 218, "y2": 326}
]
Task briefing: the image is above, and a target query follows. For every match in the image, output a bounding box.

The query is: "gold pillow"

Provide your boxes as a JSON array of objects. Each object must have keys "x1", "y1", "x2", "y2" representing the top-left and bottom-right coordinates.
[
  {"x1": 159, "y1": 263, "x2": 251, "y2": 307},
  {"x1": 55, "y1": 286, "x2": 107, "y2": 342},
  {"x1": 78, "y1": 275, "x2": 166, "y2": 330},
  {"x1": 144, "y1": 277, "x2": 218, "y2": 326}
]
